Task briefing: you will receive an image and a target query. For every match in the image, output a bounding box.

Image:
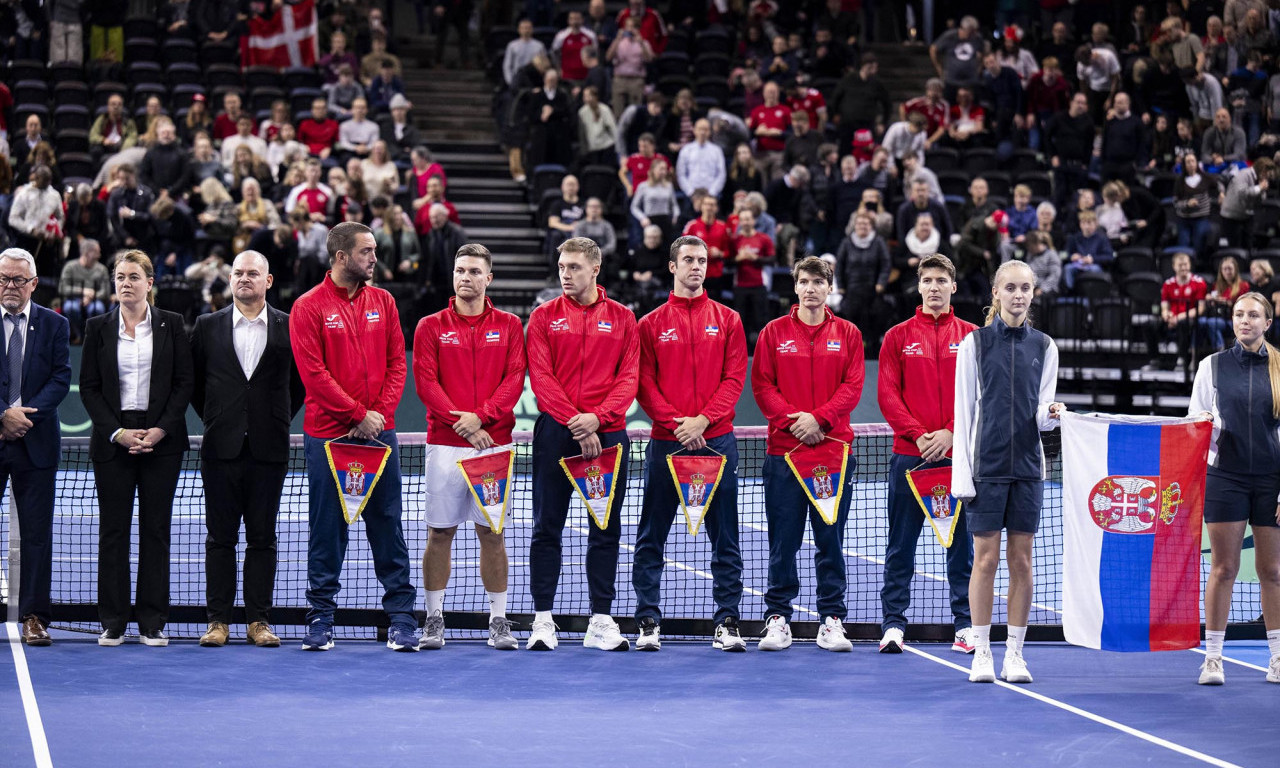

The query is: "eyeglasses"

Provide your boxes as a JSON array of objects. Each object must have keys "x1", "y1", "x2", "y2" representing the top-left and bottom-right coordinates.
[{"x1": 0, "y1": 276, "x2": 36, "y2": 288}]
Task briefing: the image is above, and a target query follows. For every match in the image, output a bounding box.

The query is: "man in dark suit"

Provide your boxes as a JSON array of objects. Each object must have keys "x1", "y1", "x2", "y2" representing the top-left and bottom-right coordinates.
[
  {"x1": 0, "y1": 248, "x2": 71, "y2": 646},
  {"x1": 190, "y1": 251, "x2": 303, "y2": 648}
]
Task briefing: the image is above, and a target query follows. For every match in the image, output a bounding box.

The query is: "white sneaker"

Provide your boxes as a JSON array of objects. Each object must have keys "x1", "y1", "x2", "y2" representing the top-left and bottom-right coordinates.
[
  {"x1": 1198, "y1": 656, "x2": 1225, "y2": 685},
  {"x1": 1000, "y1": 650, "x2": 1033, "y2": 683},
  {"x1": 584, "y1": 616, "x2": 630, "y2": 651},
  {"x1": 526, "y1": 618, "x2": 558, "y2": 651},
  {"x1": 969, "y1": 646, "x2": 996, "y2": 683},
  {"x1": 758, "y1": 615, "x2": 792, "y2": 651},
  {"x1": 1269, "y1": 656, "x2": 1280, "y2": 684},
  {"x1": 879, "y1": 627, "x2": 904, "y2": 653},
  {"x1": 952, "y1": 627, "x2": 976, "y2": 654},
  {"x1": 636, "y1": 617, "x2": 661, "y2": 651},
  {"x1": 816, "y1": 616, "x2": 852, "y2": 652},
  {"x1": 712, "y1": 618, "x2": 747, "y2": 652}
]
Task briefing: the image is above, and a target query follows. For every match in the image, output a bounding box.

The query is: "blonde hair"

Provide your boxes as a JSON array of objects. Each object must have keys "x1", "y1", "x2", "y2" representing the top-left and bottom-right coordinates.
[
  {"x1": 983, "y1": 260, "x2": 1036, "y2": 326},
  {"x1": 1234, "y1": 292, "x2": 1280, "y2": 418},
  {"x1": 115, "y1": 249, "x2": 156, "y2": 305},
  {"x1": 200, "y1": 177, "x2": 232, "y2": 205}
]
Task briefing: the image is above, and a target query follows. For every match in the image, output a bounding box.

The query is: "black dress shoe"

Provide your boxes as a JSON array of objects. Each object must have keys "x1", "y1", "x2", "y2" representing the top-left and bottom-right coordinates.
[
  {"x1": 21, "y1": 617, "x2": 51, "y2": 646},
  {"x1": 98, "y1": 628, "x2": 124, "y2": 646},
  {"x1": 140, "y1": 629, "x2": 169, "y2": 647}
]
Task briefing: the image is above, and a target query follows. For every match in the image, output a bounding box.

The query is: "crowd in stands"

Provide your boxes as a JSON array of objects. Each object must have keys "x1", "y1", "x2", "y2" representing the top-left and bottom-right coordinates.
[{"x1": 9, "y1": 1, "x2": 1280, "y2": 367}]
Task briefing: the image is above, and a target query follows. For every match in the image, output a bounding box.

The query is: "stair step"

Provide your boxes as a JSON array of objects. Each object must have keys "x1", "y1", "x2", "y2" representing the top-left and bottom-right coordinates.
[
  {"x1": 449, "y1": 177, "x2": 524, "y2": 190},
  {"x1": 469, "y1": 226, "x2": 542, "y2": 240},
  {"x1": 454, "y1": 201, "x2": 534, "y2": 215},
  {"x1": 490, "y1": 279, "x2": 551, "y2": 292},
  {"x1": 421, "y1": 129, "x2": 500, "y2": 143},
  {"x1": 449, "y1": 189, "x2": 527, "y2": 205},
  {"x1": 422, "y1": 139, "x2": 503, "y2": 155}
]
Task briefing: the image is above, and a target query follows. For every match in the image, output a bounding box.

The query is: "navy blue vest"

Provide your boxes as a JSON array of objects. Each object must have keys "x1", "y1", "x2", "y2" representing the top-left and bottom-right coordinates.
[
  {"x1": 970, "y1": 315, "x2": 1051, "y2": 481},
  {"x1": 1211, "y1": 344, "x2": 1280, "y2": 475}
]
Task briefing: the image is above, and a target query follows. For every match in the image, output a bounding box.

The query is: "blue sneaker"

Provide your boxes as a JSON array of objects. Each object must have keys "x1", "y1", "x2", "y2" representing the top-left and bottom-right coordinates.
[
  {"x1": 301, "y1": 620, "x2": 334, "y2": 651},
  {"x1": 386, "y1": 623, "x2": 419, "y2": 652}
]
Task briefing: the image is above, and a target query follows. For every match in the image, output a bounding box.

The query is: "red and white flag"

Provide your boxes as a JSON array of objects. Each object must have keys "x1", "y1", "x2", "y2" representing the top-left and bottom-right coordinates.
[{"x1": 240, "y1": 0, "x2": 318, "y2": 69}]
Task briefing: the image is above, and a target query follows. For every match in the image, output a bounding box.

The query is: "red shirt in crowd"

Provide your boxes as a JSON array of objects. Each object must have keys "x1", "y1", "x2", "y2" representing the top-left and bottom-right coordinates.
[
  {"x1": 294, "y1": 187, "x2": 331, "y2": 217},
  {"x1": 877, "y1": 307, "x2": 976, "y2": 458},
  {"x1": 747, "y1": 103, "x2": 791, "y2": 153},
  {"x1": 682, "y1": 217, "x2": 732, "y2": 279},
  {"x1": 625, "y1": 152, "x2": 669, "y2": 188},
  {"x1": 298, "y1": 117, "x2": 341, "y2": 156},
  {"x1": 732, "y1": 231, "x2": 774, "y2": 288},
  {"x1": 787, "y1": 88, "x2": 827, "y2": 128},
  {"x1": 1024, "y1": 72, "x2": 1073, "y2": 116},
  {"x1": 616, "y1": 6, "x2": 667, "y2": 53},
  {"x1": 413, "y1": 198, "x2": 461, "y2": 234},
  {"x1": 902, "y1": 96, "x2": 950, "y2": 135},
  {"x1": 1162, "y1": 275, "x2": 1208, "y2": 316},
  {"x1": 413, "y1": 297, "x2": 527, "y2": 448},
  {"x1": 212, "y1": 113, "x2": 240, "y2": 142},
  {"x1": 554, "y1": 28, "x2": 598, "y2": 81}
]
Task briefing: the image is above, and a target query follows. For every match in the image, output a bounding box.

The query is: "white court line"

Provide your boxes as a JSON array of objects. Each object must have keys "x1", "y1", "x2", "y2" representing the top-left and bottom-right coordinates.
[
  {"x1": 4, "y1": 622, "x2": 53, "y2": 768},
  {"x1": 904, "y1": 644, "x2": 1242, "y2": 768}
]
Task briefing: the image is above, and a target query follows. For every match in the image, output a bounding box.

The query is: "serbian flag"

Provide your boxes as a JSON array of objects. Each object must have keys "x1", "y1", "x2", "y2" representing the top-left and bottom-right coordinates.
[
  {"x1": 560, "y1": 444, "x2": 624, "y2": 530},
  {"x1": 1061, "y1": 412, "x2": 1211, "y2": 652},
  {"x1": 666, "y1": 453, "x2": 727, "y2": 536},
  {"x1": 784, "y1": 439, "x2": 850, "y2": 525},
  {"x1": 457, "y1": 450, "x2": 515, "y2": 534},
  {"x1": 324, "y1": 438, "x2": 393, "y2": 524},
  {"x1": 906, "y1": 463, "x2": 963, "y2": 548},
  {"x1": 240, "y1": 0, "x2": 318, "y2": 69}
]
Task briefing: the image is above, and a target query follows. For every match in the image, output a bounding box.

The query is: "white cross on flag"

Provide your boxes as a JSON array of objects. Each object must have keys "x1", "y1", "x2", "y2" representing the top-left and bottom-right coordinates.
[{"x1": 240, "y1": 0, "x2": 319, "y2": 69}]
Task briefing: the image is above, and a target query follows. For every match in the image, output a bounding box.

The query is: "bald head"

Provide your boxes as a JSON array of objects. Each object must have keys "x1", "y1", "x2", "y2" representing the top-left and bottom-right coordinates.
[{"x1": 231, "y1": 250, "x2": 273, "y2": 311}]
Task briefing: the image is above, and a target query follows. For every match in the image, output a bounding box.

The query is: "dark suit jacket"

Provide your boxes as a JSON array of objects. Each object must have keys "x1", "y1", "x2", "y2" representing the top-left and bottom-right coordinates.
[
  {"x1": 378, "y1": 115, "x2": 422, "y2": 161},
  {"x1": 80, "y1": 307, "x2": 194, "y2": 462},
  {"x1": 0, "y1": 303, "x2": 71, "y2": 468},
  {"x1": 190, "y1": 303, "x2": 303, "y2": 462}
]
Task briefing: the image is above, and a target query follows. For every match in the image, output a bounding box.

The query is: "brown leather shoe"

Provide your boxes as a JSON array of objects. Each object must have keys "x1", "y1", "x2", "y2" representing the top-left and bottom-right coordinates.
[
  {"x1": 200, "y1": 621, "x2": 230, "y2": 647},
  {"x1": 247, "y1": 621, "x2": 281, "y2": 647},
  {"x1": 21, "y1": 617, "x2": 51, "y2": 646}
]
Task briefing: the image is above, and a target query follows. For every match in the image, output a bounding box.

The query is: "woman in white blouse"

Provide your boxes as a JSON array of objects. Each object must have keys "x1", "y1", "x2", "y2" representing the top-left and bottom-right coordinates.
[
  {"x1": 79, "y1": 251, "x2": 193, "y2": 648},
  {"x1": 360, "y1": 140, "x2": 401, "y2": 199}
]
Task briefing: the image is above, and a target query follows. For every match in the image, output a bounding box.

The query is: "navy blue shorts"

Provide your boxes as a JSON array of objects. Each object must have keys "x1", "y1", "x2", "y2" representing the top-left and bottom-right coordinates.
[
  {"x1": 1204, "y1": 468, "x2": 1280, "y2": 527},
  {"x1": 965, "y1": 480, "x2": 1043, "y2": 534}
]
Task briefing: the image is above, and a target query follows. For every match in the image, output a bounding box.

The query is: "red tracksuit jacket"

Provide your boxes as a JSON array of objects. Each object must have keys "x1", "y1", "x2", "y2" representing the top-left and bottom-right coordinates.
[
  {"x1": 526, "y1": 287, "x2": 640, "y2": 431},
  {"x1": 878, "y1": 306, "x2": 977, "y2": 458},
  {"x1": 413, "y1": 297, "x2": 527, "y2": 447},
  {"x1": 290, "y1": 273, "x2": 406, "y2": 438},
  {"x1": 751, "y1": 305, "x2": 865, "y2": 455},
  {"x1": 637, "y1": 291, "x2": 747, "y2": 442}
]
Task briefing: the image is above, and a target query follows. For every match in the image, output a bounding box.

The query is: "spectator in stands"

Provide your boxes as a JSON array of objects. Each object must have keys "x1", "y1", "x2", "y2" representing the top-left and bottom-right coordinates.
[
  {"x1": 320, "y1": 31, "x2": 359, "y2": 87},
  {"x1": 328, "y1": 66, "x2": 366, "y2": 120},
  {"x1": 836, "y1": 210, "x2": 890, "y2": 341},
  {"x1": 961, "y1": 176, "x2": 997, "y2": 224},
  {"x1": 195, "y1": 177, "x2": 236, "y2": 246},
  {"x1": 748, "y1": 82, "x2": 791, "y2": 183},
  {"x1": 731, "y1": 208, "x2": 773, "y2": 347},
  {"x1": 980, "y1": 50, "x2": 1024, "y2": 146},
  {"x1": 185, "y1": 134, "x2": 223, "y2": 193},
  {"x1": 577, "y1": 45, "x2": 609, "y2": 105},
  {"x1": 368, "y1": 59, "x2": 406, "y2": 115},
  {"x1": 619, "y1": 93, "x2": 667, "y2": 157},
  {"x1": 831, "y1": 52, "x2": 891, "y2": 158},
  {"x1": 616, "y1": 0, "x2": 665, "y2": 54},
  {"x1": 526, "y1": 68, "x2": 575, "y2": 170},
  {"x1": 150, "y1": 194, "x2": 196, "y2": 278},
  {"x1": 630, "y1": 157, "x2": 679, "y2": 246},
  {"x1": 573, "y1": 197, "x2": 617, "y2": 262},
  {"x1": 854, "y1": 146, "x2": 896, "y2": 201},
  {"x1": 213, "y1": 92, "x2": 245, "y2": 144},
  {"x1": 105, "y1": 163, "x2": 153, "y2": 252},
  {"x1": 1201, "y1": 107, "x2": 1248, "y2": 168},
  {"x1": 413, "y1": 176, "x2": 459, "y2": 232},
  {"x1": 1147, "y1": 250, "x2": 1208, "y2": 370},
  {"x1": 901, "y1": 78, "x2": 949, "y2": 151},
  {"x1": 1237, "y1": 8, "x2": 1273, "y2": 57},
  {"x1": 681, "y1": 193, "x2": 730, "y2": 297},
  {"x1": 954, "y1": 209, "x2": 1009, "y2": 297},
  {"x1": 1063, "y1": 210, "x2": 1113, "y2": 291},
  {"x1": 738, "y1": 68, "x2": 765, "y2": 116},
  {"x1": 930, "y1": 16, "x2": 985, "y2": 99},
  {"x1": 1023, "y1": 230, "x2": 1061, "y2": 297},
  {"x1": 738, "y1": 191, "x2": 777, "y2": 241},
  {"x1": 545, "y1": 174, "x2": 584, "y2": 261},
  {"x1": 1250, "y1": 259, "x2": 1280, "y2": 320},
  {"x1": 623, "y1": 223, "x2": 669, "y2": 314},
  {"x1": 430, "y1": 0, "x2": 473, "y2": 68},
  {"x1": 1226, "y1": 49, "x2": 1266, "y2": 146},
  {"x1": 676, "y1": 118, "x2": 725, "y2": 200},
  {"x1": 577, "y1": 86, "x2": 618, "y2": 169},
  {"x1": 64, "y1": 183, "x2": 107, "y2": 259},
  {"x1": 1076, "y1": 44, "x2": 1122, "y2": 124},
  {"x1": 897, "y1": 212, "x2": 945, "y2": 288},
  {"x1": 89, "y1": 94, "x2": 138, "y2": 163},
  {"x1": 292, "y1": 206, "x2": 329, "y2": 293},
  {"x1": 856, "y1": 187, "x2": 894, "y2": 241},
  {"x1": 779, "y1": 108, "x2": 821, "y2": 175},
  {"x1": 899, "y1": 153, "x2": 941, "y2": 204},
  {"x1": 1005, "y1": 185, "x2": 1036, "y2": 247},
  {"x1": 378, "y1": 94, "x2": 421, "y2": 162},
  {"x1": 15, "y1": 115, "x2": 45, "y2": 160},
  {"x1": 1202, "y1": 255, "x2": 1251, "y2": 350},
  {"x1": 1118, "y1": 179, "x2": 1165, "y2": 250},
  {"x1": 16, "y1": 143, "x2": 59, "y2": 193},
  {"x1": 998, "y1": 25, "x2": 1039, "y2": 86},
  {"x1": 371, "y1": 204, "x2": 419, "y2": 282},
  {"x1": 1044, "y1": 92, "x2": 1093, "y2": 209},
  {"x1": 1183, "y1": 67, "x2": 1225, "y2": 132},
  {"x1": 138, "y1": 119, "x2": 188, "y2": 202},
  {"x1": 257, "y1": 100, "x2": 290, "y2": 143},
  {"x1": 584, "y1": 0, "x2": 617, "y2": 54},
  {"x1": 8, "y1": 165, "x2": 62, "y2": 271},
  {"x1": 286, "y1": 159, "x2": 334, "y2": 221},
  {"x1": 180, "y1": 94, "x2": 213, "y2": 146},
  {"x1": 896, "y1": 179, "x2": 952, "y2": 246},
  {"x1": 1162, "y1": 16, "x2": 1206, "y2": 73},
  {"x1": 942, "y1": 86, "x2": 988, "y2": 151},
  {"x1": 361, "y1": 141, "x2": 399, "y2": 200},
  {"x1": 1098, "y1": 92, "x2": 1145, "y2": 185},
  {"x1": 221, "y1": 116, "x2": 269, "y2": 169},
  {"x1": 333, "y1": 99, "x2": 376, "y2": 164},
  {"x1": 408, "y1": 146, "x2": 447, "y2": 211},
  {"x1": 343, "y1": 158, "x2": 369, "y2": 209},
  {"x1": 184, "y1": 246, "x2": 232, "y2": 314},
  {"x1": 620, "y1": 132, "x2": 666, "y2": 198},
  {"x1": 235, "y1": 177, "x2": 279, "y2": 253},
  {"x1": 1034, "y1": 201, "x2": 1063, "y2": 249},
  {"x1": 504, "y1": 19, "x2": 548, "y2": 87},
  {"x1": 762, "y1": 34, "x2": 799, "y2": 85},
  {"x1": 1096, "y1": 181, "x2": 1128, "y2": 243},
  {"x1": 361, "y1": 32, "x2": 402, "y2": 85},
  {"x1": 554, "y1": 9, "x2": 597, "y2": 88},
  {"x1": 267, "y1": 123, "x2": 307, "y2": 177},
  {"x1": 1173, "y1": 152, "x2": 1218, "y2": 259},
  {"x1": 881, "y1": 112, "x2": 928, "y2": 170},
  {"x1": 722, "y1": 142, "x2": 763, "y2": 209},
  {"x1": 1221, "y1": 157, "x2": 1277, "y2": 248},
  {"x1": 786, "y1": 75, "x2": 829, "y2": 135},
  {"x1": 416, "y1": 202, "x2": 466, "y2": 314},
  {"x1": 765, "y1": 164, "x2": 817, "y2": 264},
  {"x1": 1118, "y1": 5, "x2": 1152, "y2": 54},
  {"x1": 660, "y1": 89, "x2": 703, "y2": 158},
  {"x1": 58, "y1": 237, "x2": 109, "y2": 343}
]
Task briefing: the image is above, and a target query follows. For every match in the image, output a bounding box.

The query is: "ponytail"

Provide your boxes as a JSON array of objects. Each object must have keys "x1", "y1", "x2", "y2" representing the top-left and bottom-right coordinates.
[
  {"x1": 983, "y1": 296, "x2": 1001, "y2": 327},
  {"x1": 983, "y1": 260, "x2": 1036, "y2": 327},
  {"x1": 1234, "y1": 292, "x2": 1280, "y2": 418}
]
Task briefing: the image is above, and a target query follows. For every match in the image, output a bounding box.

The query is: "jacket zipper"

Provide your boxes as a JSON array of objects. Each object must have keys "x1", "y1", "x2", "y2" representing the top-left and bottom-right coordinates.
[
  {"x1": 1008, "y1": 330, "x2": 1015, "y2": 475},
  {"x1": 1248, "y1": 355, "x2": 1254, "y2": 474}
]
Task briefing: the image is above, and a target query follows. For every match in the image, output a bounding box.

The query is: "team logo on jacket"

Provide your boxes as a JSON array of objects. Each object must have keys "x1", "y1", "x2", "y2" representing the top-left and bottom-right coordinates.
[
  {"x1": 365, "y1": 310, "x2": 380, "y2": 323},
  {"x1": 597, "y1": 320, "x2": 613, "y2": 333},
  {"x1": 324, "y1": 313, "x2": 344, "y2": 330},
  {"x1": 485, "y1": 329, "x2": 501, "y2": 342},
  {"x1": 826, "y1": 339, "x2": 841, "y2": 352},
  {"x1": 949, "y1": 342, "x2": 961, "y2": 353},
  {"x1": 439, "y1": 330, "x2": 460, "y2": 345},
  {"x1": 705, "y1": 324, "x2": 719, "y2": 336},
  {"x1": 903, "y1": 342, "x2": 924, "y2": 356},
  {"x1": 659, "y1": 328, "x2": 679, "y2": 342},
  {"x1": 550, "y1": 318, "x2": 570, "y2": 332},
  {"x1": 777, "y1": 339, "x2": 798, "y2": 354}
]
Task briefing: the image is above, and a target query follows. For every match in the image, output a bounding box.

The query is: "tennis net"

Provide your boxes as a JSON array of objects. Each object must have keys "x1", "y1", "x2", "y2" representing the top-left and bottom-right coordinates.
[{"x1": 0, "y1": 425, "x2": 1264, "y2": 640}]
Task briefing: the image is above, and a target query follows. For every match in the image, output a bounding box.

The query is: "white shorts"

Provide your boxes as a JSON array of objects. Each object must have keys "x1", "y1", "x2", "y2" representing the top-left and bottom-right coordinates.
[{"x1": 423, "y1": 443, "x2": 514, "y2": 530}]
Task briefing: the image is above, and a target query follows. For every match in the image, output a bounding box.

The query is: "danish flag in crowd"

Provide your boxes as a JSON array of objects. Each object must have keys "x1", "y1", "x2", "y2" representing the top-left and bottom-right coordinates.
[{"x1": 240, "y1": 0, "x2": 319, "y2": 69}]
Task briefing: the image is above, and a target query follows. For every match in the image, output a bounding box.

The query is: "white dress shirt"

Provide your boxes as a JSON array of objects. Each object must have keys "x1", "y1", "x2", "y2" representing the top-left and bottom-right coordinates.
[
  {"x1": 232, "y1": 305, "x2": 268, "y2": 379},
  {"x1": 5, "y1": 300, "x2": 30, "y2": 407},
  {"x1": 117, "y1": 306, "x2": 153, "y2": 412}
]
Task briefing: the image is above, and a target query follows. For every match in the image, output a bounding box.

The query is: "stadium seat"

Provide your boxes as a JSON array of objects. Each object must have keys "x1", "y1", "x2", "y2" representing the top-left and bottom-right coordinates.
[
  {"x1": 200, "y1": 42, "x2": 239, "y2": 68},
  {"x1": 665, "y1": 27, "x2": 692, "y2": 55},
  {"x1": 924, "y1": 147, "x2": 959, "y2": 172},
  {"x1": 48, "y1": 61, "x2": 84, "y2": 84},
  {"x1": 169, "y1": 84, "x2": 206, "y2": 111},
  {"x1": 1147, "y1": 172, "x2": 1176, "y2": 201},
  {"x1": 167, "y1": 62, "x2": 204, "y2": 89},
  {"x1": 124, "y1": 37, "x2": 159, "y2": 64},
  {"x1": 657, "y1": 75, "x2": 693, "y2": 98},
  {"x1": 530, "y1": 164, "x2": 568, "y2": 200},
  {"x1": 1010, "y1": 148, "x2": 1043, "y2": 173},
  {"x1": 58, "y1": 152, "x2": 95, "y2": 184},
  {"x1": 694, "y1": 96, "x2": 719, "y2": 112},
  {"x1": 1253, "y1": 199, "x2": 1280, "y2": 245},
  {"x1": 250, "y1": 86, "x2": 286, "y2": 114},
  {"x1": 1114, "y1": 247, "x2": 1157, "y2": 276},
  {"x1": 14, "y1": 103, "x2": 50, "y2": 127},
  {"x1": 1121, "y1": 273, "x2": 1163, "y2": 313},
  {"x1": 162, "y1": 38, "x2": 199, "y2": 66},
  {"x1": 1046, "y1": 297, "x2": 1088, "y2": 339},
  {"x1": 53, "y1": 105, "x2": 92, "y2": 132},
  {"x1": 205, "y1": 64, "x2": 244, "y2": 90},
  {"x1": 1074, "y1": 271, "x2": 1114, "y2": 300},
  {"x1": 983, "y1": 171, "x2": 1012, "y2": 200},
  {"x1": 937, "y1": 170, "x2": 970, "y2": 199},
  {"x1": 131, "y1": 83, "x2": 167, "y2": 112},
  {"x1": 1016, "y1": 171, "x2": 1053, "y2": 200},
  {"x1": 126, "y1": 61, "x2": 164, "y2": 88},
  {"x1": 961, "y1": 147, "x2": 997, "y2": 174},
  {"x1": 54, "y1": 129, "x2": 90, "y2": 156},
  {"x1": 951, "y1": 296, "x2": 984, "y2": 326},
  {"x1": 811, "y1": 77, "x2": 838, "y2": 101},
  {"x1": 1251, "y1": 248, "x2": 1280, "y2": 275},
  {"x1": 580, "y1": 165, "x2": 623, "y2": 210},
  {"x1": 245, "y1": 66, "x2": 285, "y2": 91},
  {"x1": 655, "y1": 52, "x2": 691, "y2": 79},
  {"x1": 532, "y1": 26, "x2": 556, "y2": 50},
  {"x1": 13, "y1": 80, "x2": 49, "y2": 107},
  {"x1": 8, "y1": 59, "x2": 47, "y2": 83},
  {"x1": 1090, "y1": 297, "x2": 1132, "y2": 343},
  {"x1": 693, "y1": 53, "x2": 733, "y2": 81},
  {"x1": 1212, "y1": 247, "x2": 1248, "y2": 265},
  {"x1": 123, "y1": 17, "x2": 159, "y2": 40},
  {"x1": 694, "y1": 77, "x2": 730, "y2": 108},
  {"x1": 694, "y1": 26, "x2": 734, "y2": 57},
  {"x1": 289, "y1": 87, "x2": 325, "y2": 115},
  {"x1": 155, "y1": 284, "x2": 201, "y2": 326},
  {"x1": 283, "y1": 67, "x2": 322, "y2": 91},
  {"x1": 944, "y1": 196, "x2": 965, "y2": 227},
  {"x1": 484, "y1": 27, "x2": 517, "y2": 58}
]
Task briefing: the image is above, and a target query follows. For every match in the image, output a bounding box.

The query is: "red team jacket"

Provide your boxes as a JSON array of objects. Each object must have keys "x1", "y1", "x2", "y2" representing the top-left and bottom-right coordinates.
[
  {"x1": 527, "y1": 288, "x2": 640, "y2": 431},
  {"x1": 877, "y1": 307, "x2": 976, "y2": 458},
  {"x1": 290, "y1": 273, "x2": 406, "y2": 439},
  {"x1": 413, "y1": 297, "x2": 527, "y2": 447},
  {"x1": 751, "y1": 306, "x2": 865, "y2": 455},
  {"x1": 637, "y1": 291, "x2": 747, "y2": 442}
]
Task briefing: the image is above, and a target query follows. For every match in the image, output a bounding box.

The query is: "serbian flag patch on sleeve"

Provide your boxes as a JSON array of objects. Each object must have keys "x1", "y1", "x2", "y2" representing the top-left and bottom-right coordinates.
[
  {"x1": 784, "y1": 439, "x2": 850, "y2": 525},
  {"x1": 1061, "y1": 412, "x2": 1211, "y2": 652},
  {"x1": 666, "y1": 453, "x2": 728, "y2": 536},
  {"x1": 560, "y1": 444, "x2": 624, "y2": 530},
  {"x1": 324, "y1": 439, "x2": 393, "y2": 524},
  {"x1": 905, "y1": 463, "x2": 963, "y2": 548},
  {"x1": 457, "y1": 449, "x2": 516, "y2": 534}
]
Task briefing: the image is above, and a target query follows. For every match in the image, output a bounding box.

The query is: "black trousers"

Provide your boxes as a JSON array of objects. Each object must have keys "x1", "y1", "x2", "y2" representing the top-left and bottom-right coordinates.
[
  {"x1": 201, "y1": 440, "x2": 288, "y2": 625},
  {"x1": 734, "y1": 285, "x2": 768, "y2": 348},
  {"x1": 94, "y1": 411, "x2": 182, "y2": 633},
  {"x1": 0, "y1": 441, "x2": 56, "y2": 624}
]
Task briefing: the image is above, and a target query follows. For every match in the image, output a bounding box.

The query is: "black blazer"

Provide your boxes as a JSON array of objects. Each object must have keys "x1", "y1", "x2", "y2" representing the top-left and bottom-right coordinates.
[
  {"x1": 190, "y1": 303, "x2": 303, "y2": 462},
  {"x1": 79, "y1": 307, "x2": 194, "y2": 462}
]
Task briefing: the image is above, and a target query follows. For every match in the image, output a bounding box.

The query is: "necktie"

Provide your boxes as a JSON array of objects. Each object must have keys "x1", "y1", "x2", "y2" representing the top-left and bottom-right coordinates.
[{"x1": 6, "y1": 314, "x2": 23, "y2": 406}]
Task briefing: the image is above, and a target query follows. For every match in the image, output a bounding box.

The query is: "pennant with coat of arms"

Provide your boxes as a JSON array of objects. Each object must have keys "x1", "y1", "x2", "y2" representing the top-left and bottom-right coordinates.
[
  {"x1": 560, "y1": 444, "x2": 624, "y2": 530},
  {"x1": 784, "y1": 438, "x2": 850, "y2": 525},
  {"x1": 905, "y1": 463, "x2": 963, "y2": 548},
  {"x1": 457, "y1": 449, "x2": 516, "y2": 534},
  {"x1": 324, "y1": 438, "x2": 393, "y2": 524},
  {"x1": 666, "y1": 452, "x2": 728, "y2": 536}
]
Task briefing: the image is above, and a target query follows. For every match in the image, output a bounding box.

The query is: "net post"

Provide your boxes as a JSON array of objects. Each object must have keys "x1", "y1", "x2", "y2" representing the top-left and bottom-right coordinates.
[{"x1": 6, "y1": 494, "x2": 19, "y2": 623}]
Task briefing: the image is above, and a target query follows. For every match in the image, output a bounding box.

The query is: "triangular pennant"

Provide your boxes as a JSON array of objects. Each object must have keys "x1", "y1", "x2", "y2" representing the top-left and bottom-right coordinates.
[
  {"x1": 559, "y1": 444, "x2": 624, "y2": 530},
  {"x1": 666, "y1": 453, "x2": 728, "y2": 536},
  {"x1": 784, "y1": 439, "x2": 850, "y2": 525},
  {"x1": 324, "y1": 439, "x2": 393, "y2": 524},
  {"x1": 457, "y1": 449, "x2": 516, "y2": 534},
  {"x1": 905, "y1": 464, "x2": 963, "y2": 548}
]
